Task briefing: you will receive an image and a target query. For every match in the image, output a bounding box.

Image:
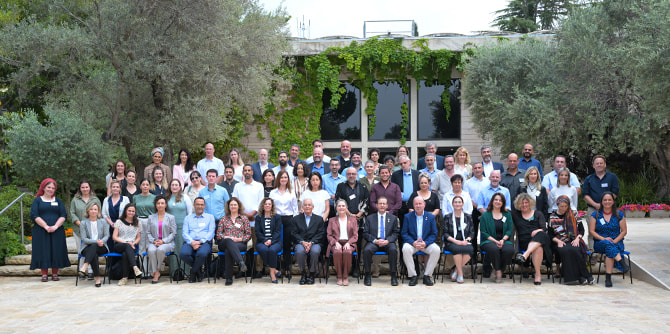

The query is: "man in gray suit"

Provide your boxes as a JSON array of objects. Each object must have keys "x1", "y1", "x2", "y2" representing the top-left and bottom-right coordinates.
[
  {"x1": 362, "y1": 196, "x2": 400, "y2": 286},
  {"x1": 291, "y1": 199, "x2": 325, "y2": 285}
]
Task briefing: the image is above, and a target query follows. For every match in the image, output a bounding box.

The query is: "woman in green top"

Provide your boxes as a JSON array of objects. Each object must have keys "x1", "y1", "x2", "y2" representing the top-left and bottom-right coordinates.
[
  {"x1": 167, "y1": 178, "x2": 192, "y2": 274},
  {"x1": 359, "y1": 160, "x2": 380, "y2": 192},
  {"x1": 70, "y1": 180, "x2": 102, "y2": 278},
  {"x1": 479, "y1": 192, "x2": 515, "y2": 283},
  {"x1": 133, "y1": 178, "x2": 156, "y2": 275}
]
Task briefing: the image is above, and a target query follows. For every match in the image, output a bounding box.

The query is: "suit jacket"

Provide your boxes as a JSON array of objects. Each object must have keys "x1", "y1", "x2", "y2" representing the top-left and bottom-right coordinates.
[
  {"x1": 482, "y1": 161, "x2": 505, "y2": 177},
  {"x1": 252, "y1": 162, "x2": 276, "y2": 182},
  {"x1": 479, "y1": 211, "x2": 514, "y2": 247},
  {"x1": 390, "y1": 169, "x2": 420, "y2": 199},
  {"x1": 80, "y1": 218, "x2": 110, "y2": 254},
  {"x1": 442, "y1": 212, "x2": 475, "y2": 246},
  {"x1": 326, "y1": 216, "x2": 358, "y2": 257},
  {"x1": 363, "y1": 212, "x2": 400, "y2": 244},
  {"x1": 401, "y1": 211, "x2": 438, "y2": 246},
  {"x1": 255, "y1": 214, "x2": 282, "y2": 245},
  {"x1": 417, "y1": 154, "x2": 445, "y2": 170},
  {"x1": 291, "y1": 213, "x2": 325, "y2": 246},
  {"x1": 147, "y1": 213, "x2": 177, "y2": 246},
  {"x1": 307, "y1": 161, "x2": 331, "y2": 175}
]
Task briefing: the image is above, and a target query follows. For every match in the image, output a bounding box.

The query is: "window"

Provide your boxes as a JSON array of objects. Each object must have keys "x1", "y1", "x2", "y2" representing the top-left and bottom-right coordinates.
[
  {"x1": 320, "y1": 84, "x2": 361, "y2": 140},
  {"x1": 369, "y1": 81, "x2": 410, "y2": 141},
  {"x1": 417, "y1": 79, "x2": 461, "y2": 140}
]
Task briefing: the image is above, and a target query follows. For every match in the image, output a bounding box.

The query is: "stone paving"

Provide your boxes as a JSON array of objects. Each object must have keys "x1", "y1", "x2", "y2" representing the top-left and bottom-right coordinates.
[{"x1": 1, "y1": 218, "x2": 669, "y2": 333}]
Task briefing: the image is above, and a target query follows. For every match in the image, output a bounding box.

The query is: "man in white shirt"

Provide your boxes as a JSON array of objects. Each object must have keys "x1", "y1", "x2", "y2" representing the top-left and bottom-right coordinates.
[
  {"x1": 304, "y1": 139, "x2": 331, "y2": 164},
  {"x1": 232, "y1": 164, "x2": 265, "y2": 276},
  {"x1": 196, "y1": 143, "x2": 225, "y2": 184}
]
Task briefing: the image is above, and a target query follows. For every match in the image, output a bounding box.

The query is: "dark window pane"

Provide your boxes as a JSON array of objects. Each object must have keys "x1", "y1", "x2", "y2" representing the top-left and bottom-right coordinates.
[
  {"x1": 321, "y1": 84, "x2": 361, "y2": 141},
  {"x1": 417, "y1": 79, "x2": 461, "y2": 140},
  {"x1": 369, "y1": 81, "x2": 410, "y2": 141}
]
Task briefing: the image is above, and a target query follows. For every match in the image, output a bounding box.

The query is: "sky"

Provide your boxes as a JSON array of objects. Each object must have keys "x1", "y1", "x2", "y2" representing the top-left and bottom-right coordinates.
[{"x1": 257, "y1": 0, "x2": 510, "y2": 39}]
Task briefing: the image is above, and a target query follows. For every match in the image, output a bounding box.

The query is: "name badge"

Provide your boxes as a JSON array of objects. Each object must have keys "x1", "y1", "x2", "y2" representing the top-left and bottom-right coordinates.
[
  {"x1": 234, "y1": 223, "x2": 241, "y2": 228},
  {"x1": 533, "y1": 190, "x2": 541, "y2": 197},
  {"x1": 349, "y1": 194, "x2": 356, "y2": 200},
  {"x1": 502, "y1": 216, "x2": 507, "y2": 223},
  {"x1": 199, "y1": 222, "x2": 206, "y2": 227},
  {"x1": 601, "y1": 183, "x2": 608, "y2": 188},
  {"x1": 204, "y1": 195, "x2": 210, "y2": 199},
  {"x1": 599, "y1": 218, "x2": 606, "y2": 225},
  {"x1": 51, "y1": 202, "x2": 58, "y2": 206},
  {"x1": 519, "y1": 178, "x2": 525, "y2": 183}
]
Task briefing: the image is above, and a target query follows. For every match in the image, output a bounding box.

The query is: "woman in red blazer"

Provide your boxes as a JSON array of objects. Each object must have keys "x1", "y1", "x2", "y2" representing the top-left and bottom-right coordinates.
[{"x1": 327, "y1": 199, "x2": 358, "y2": 286}]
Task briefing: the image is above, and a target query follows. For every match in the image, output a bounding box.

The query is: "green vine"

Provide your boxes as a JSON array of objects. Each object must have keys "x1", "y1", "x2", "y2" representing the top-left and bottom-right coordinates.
[{"x1": 267, "y1": 37, "x2": 466, "y2": 149}]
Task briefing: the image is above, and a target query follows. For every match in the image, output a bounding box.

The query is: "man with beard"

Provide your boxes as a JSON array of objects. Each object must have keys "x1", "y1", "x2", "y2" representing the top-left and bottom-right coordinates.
[
  {"x1": 272, "y1": 150, "x2": 294, "y2": 179},
  {"x1": 308, "y1": 147, "x2": 330, "y2": 176},
  {"x1": 518, "y1": 143, "x2": 543, "y2": 180},
  {"x1": 218, "y1": 166, "x2": 238, "y2": 196},
  {"x1": 288, "y1": 144, "x2": 305, "y2": 167},
  {"x1": 334, "y1": 140, "x2": 353, "y2": 173},
  {"x1": 480, "y1": 145, "x2": 504, "y2": 177},
  {"x1": 344, "y1": 152, "x2": 366, "y2": 180}
]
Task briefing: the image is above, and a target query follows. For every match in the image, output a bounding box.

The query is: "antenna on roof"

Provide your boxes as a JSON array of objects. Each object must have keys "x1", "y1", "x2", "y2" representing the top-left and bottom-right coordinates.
[{"x1": 297, "y1": 15, "x2": 311, "y2": 39}]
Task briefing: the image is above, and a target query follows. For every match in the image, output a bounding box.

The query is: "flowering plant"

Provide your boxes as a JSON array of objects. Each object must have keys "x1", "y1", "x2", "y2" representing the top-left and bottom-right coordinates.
[
  {"x1": 576, "y1": 210, "x2": 587, "y2": 218},
  {"x1": 648, "y1": 203, "x2": 670, "y2": 211},
  {"x1": 619, "y1": 204, "x2": 649, "y2": 212},
  {"x1": 65, "y1": 228, "x2": 73, "y2": 237}
]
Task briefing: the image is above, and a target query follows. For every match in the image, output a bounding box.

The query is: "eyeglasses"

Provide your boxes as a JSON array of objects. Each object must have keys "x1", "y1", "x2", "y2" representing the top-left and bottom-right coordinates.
[{"x1": 191, "y1": 176, "x2": 200, "y2": 181}]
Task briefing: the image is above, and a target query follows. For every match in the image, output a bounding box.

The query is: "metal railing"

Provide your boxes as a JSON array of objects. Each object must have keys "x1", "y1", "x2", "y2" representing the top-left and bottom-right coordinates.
[{"x1": 0, "y1": 192, "x2": 33, "y2": 244}]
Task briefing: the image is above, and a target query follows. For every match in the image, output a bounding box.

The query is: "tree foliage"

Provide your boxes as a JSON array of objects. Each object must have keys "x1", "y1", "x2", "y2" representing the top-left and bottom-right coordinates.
[
  {"x1": 493, "y1": 0, "x2": 576, "y2": 33},
  {"x1": 2, "y1": 107, "x2": 111, "y2": 205},
  {"x1": 0, "y1": 0, "x2": 290, "y2": 169},
  {"x1": 465, "y1": 0, "x2": 670, "y2": 196}
]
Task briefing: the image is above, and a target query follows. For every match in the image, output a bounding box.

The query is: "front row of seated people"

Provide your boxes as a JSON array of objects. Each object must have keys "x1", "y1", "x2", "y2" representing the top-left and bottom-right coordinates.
[{"x1": 77, "y1": 190, "x2": 626, "y2": 287}]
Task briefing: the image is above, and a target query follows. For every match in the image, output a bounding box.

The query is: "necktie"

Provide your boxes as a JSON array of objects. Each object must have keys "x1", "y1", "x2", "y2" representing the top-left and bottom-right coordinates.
[{"x1": 379, "y1": 215, "x2": 385, "y2": 240}]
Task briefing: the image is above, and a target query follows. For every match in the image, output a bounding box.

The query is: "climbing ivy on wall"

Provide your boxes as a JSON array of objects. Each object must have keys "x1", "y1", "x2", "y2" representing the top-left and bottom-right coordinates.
[{"x1": 262, "y1": 37, "x2": 465, "y2": 154}]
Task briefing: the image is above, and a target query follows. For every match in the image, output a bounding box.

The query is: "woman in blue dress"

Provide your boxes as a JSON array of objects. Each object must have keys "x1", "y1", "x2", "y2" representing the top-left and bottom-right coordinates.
[
  {"x1": 167, "y1": 178, "x2": 192, "y2": 275},
  {"x1": 589, "y1": 191, "x2": 630, "y2": 287},
  {"x1": 30, "y1": 178, "x2": 69, "y2": 282}
]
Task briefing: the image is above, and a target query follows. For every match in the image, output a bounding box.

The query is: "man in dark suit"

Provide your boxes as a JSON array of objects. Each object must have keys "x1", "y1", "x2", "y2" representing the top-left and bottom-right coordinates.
[
  {"x1": 401, "y1": 197, "x2": 440, "y2": 286},
  {"x1": 307, "y1": 147, "x2": 330, "y2": 176},
  {"x1": 251, "y1": 149, "x2": 275, "y2": 182},
  {"x1": 480, "y1": 145, "x2": 504, "y2": 177},
  {"x1": 291, "y1": 198, "x2": 325, "y2": 285},
  {"x1": 362, "y1": 196, "x2": 400, "y2": 286},
  {"x1": 391, "y1": 155, "x2": 420, "y2": 228},
  {"x1": 416, "y1": 142, "x2": 445, "y2": 171}
]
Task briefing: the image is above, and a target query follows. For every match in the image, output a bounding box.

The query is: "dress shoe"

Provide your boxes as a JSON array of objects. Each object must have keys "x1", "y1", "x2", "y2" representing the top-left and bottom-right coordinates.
[
  {"x1": 225, "y1": 278, "x2": 233, "y2": 286},
  {"x1": 299, "y1": 273, "x2": 307, "y2": 285},
  {"x1": 197, "y1": 272, "x2": 203, "y2": 282},
  {"x1": 408, "y1": 276, "x2": 418, "y2": 286},
  {"x1": 306, "y1": 275, "x2": 315, "y2": 285},
  {"x1": 118, "y1": 278, "x2": 127, "y2": 286},
  {"x1": 483, "y1": 269, "x2": 491, "y2": 278},
  {"x1": 514, "y1": 252, "x2": 525, "y2": 265},
  {"x1": 188, "y1": 274, "x2": 197, "y2": 283},
  {"x1": 423, "y1": 276, "x2": 434, "y2": 286},
  {"x1": 364, "y1": 274, "x2": 372, "y2": 286},
  {"x1": 151, "y1": 280, "x2": 158, "y2": 284},
  {"x1": 133, "y1": 266, "x2": 143, "y2": 277},
  {"x1": 95, "y1": 282, "x2": 102, "y2": 287},
  {"x1": 390, "y1": 273, "x2": 398, "y2": 286},
  {"x1": 271, "y1": 280, "x2": 278, "y2": 284},
  {"x1": 239, "y1": 262, "x2": 247, "y2": 273}
]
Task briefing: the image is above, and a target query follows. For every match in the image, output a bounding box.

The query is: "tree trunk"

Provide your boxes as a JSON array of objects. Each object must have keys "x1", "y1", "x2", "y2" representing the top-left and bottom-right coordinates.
[
  {"x1": 649, "y1": 137, "x2": 670, "y2": 198},
  {"x1": 121, "y1": 136, "x2": 146, "y2": 176}
]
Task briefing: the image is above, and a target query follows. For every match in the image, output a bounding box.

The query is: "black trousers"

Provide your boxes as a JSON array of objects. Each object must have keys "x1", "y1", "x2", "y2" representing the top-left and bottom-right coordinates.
[
  {"x1": 363, "y1": 241, "x2": 398, "y2": 274},
  {"x1": 218, "y1": 239, "x2": 246, "y2": 279},
  {"x1": 280, "y1": 215, "x2": 294, "y2": 271},
  {"x1": 113, "y1": 243, "x2": 138, "y2": 278},
  {"x1": 81, "y1": 244, "x2": 107, "y2": 277},
  {"x1": 481, "y1": 242, "x2": 514, "y2": 271}
]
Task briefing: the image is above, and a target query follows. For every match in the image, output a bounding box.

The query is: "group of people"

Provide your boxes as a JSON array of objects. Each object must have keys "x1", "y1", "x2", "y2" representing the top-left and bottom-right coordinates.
[{"x1": 30, "y1": 140, "x2": 630, "y2": 288}]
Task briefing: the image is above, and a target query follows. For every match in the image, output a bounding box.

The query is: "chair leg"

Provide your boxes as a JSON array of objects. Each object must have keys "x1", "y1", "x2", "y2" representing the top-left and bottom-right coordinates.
[{"x1": 76, "y1": 257, "x2": 82, "y2": 286}]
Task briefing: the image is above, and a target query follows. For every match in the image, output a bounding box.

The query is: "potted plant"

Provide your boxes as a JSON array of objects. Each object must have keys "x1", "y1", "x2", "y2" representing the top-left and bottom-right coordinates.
[
  {"x1": 619, "y1": 204, "x2": 648, "y2": 218},
  {"x1": 648, "y1": 203, "x2": 670, "y2": 218}
]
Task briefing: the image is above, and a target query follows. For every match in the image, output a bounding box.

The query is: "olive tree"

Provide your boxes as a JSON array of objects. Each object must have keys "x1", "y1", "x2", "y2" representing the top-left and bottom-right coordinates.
[{"x1": 0, "y1": 0, "x2": 290, "y2": 169}]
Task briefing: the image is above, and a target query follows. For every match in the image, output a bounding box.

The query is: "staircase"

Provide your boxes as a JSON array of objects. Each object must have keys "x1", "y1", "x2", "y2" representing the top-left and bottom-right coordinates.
[{"x1": 0, "y1": 237, "x2": 99, "y2": 276}]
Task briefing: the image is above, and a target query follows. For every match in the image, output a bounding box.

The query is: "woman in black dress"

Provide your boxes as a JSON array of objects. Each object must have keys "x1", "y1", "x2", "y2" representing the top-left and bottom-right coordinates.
[
  {"x1": 549, "y1": 195, "x2": 594, "y2": 285},
  {"x1": 30, "y1": 178, "x2": 69, "y2": 282},
  {"x1": 512, "y1": 193, "x2": 552, "y2": 285}
]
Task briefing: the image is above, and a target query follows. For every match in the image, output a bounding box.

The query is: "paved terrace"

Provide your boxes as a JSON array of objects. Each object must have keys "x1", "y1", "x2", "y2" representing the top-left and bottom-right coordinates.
[{"x1": 0, "y1": 218, "x2": 669, "y2": 333}]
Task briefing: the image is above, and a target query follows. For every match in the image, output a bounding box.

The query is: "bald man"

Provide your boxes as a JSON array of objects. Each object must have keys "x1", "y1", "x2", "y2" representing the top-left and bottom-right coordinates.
[{"x1": 500, "y1": 153, "x2": 525, "y2": 202}]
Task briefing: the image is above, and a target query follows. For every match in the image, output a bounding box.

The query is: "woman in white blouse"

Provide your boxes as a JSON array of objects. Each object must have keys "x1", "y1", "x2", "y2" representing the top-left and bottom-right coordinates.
[
  {"x1": 270, "y1": 170, "x2": 298, "y2": 276},
  {"x1": 301, "y1": 172, "x2": 330, "y2": 219},
  {"x1": 548, "y1": 168, "x2": 578, "y2": 213}
]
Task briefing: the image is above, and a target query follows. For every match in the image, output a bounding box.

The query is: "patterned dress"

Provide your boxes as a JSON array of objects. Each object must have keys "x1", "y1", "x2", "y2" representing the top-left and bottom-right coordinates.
[{"x1": 592, "y1": 210, "x2": 626, "y2": 268}]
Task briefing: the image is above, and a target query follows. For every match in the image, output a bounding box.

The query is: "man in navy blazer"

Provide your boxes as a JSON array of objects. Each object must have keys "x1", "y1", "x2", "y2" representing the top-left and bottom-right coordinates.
[
  {"x1": 401, "y1": 197, "x2": 440, "y2": 286},
  {"x1": 251, "y1": 149, "x2": 275, "y2": 182},
  {"x1": 291, "y1": 199, "x2": 325, "y2": 285},
  {"x1": 480, "y1": 145, "x2": 504, "y2": 177},
  {"x1": 362, "y1": 196, "x2": 400, "y2": 286},
  {"x1": 416, "y1": 142, "x2": 444, "y2": 171}
]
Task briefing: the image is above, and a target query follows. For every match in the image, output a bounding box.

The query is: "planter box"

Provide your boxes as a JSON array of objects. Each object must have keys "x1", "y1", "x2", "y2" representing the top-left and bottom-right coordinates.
[
  {"x1": 649, "y1": 210, "x2": 670, "y2": 218},
  {"x1": 624, "y1": 211, "x2": 647, "y2": 218}
]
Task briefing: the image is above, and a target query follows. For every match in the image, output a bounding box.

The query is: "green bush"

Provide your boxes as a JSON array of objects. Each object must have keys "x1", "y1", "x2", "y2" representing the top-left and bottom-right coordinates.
[
  {"x1": 0, "y1": 185, "x2": 32, "y2": 237},
  {"x1": 0, "y1": 229, "x2": 26, "y2": 265}
]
